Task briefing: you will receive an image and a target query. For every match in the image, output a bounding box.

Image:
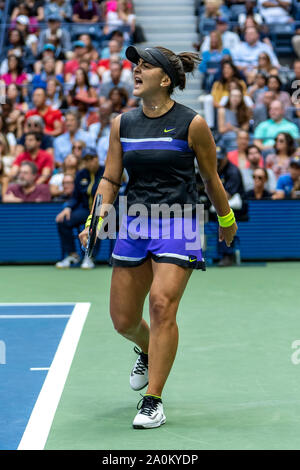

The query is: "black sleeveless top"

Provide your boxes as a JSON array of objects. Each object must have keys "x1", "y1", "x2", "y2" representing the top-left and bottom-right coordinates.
[{"x1": 120, "y1": 102, "x2": 198, "y2": 211}]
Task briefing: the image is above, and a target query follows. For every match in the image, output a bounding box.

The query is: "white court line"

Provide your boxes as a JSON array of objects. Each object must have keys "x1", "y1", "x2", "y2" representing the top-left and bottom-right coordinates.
[
  {"x1": 0, "y1": 315, "x2": 71, "y2": 319},
  {"x1": 0, "y1": 302, "x2": 76, "y2": 306},
  {"x1": 30, "y1": 368, "x2": 50, "y2": 371},
  {"x1": 17, "y1": 302, "x2": 91, "y2": 450}
]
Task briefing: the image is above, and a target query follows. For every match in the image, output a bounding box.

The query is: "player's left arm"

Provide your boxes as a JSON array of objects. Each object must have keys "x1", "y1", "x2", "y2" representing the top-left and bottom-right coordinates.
[{"x1": 188, "y1": 114, "x2": 237, "y2": 246}]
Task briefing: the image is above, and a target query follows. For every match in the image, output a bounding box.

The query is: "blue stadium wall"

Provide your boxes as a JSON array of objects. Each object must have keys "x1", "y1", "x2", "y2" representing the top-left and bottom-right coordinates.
[{"x1": 0, "y1": 201, "x2": 300, "y2": 263}]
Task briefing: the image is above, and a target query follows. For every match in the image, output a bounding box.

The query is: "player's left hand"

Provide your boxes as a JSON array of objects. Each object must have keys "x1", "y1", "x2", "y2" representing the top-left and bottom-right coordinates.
[
  {"x1": 219, "y1": 222, "x2": 238, "y2": 247},
  {"x1": 79, "y1": 227, "x2": 89, "y2": 249}
]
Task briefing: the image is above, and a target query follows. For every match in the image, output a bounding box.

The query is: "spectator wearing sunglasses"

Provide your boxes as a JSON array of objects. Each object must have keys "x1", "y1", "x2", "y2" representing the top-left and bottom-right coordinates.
[
  {"x1": 15, "y1": 115, "x2": 54, "y2": 157},
  {"x1": 241, "y1": 144, "x2": 277, "y2": 193},
  {"x1": 265, "y1": 132, "x2": 296, "y2": 180},
  {"x1": 245, "y1": 168, "x2": 272, "y2": 199},
  {"x1": 71, "y1": 140, "x2": 86, "y2": 161}
]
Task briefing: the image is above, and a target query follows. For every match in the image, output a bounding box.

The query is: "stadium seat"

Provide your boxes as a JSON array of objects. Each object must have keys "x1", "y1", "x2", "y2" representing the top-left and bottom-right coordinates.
[
  {"x1": 269, "y1": 23, "x2": 295, "y2": 56},
  {"x1": 230, "y1": 4, "x2": 247, "y2": 21},
  {"x1": 199, "y1": 17, "x2": 217, "y2": 35}
]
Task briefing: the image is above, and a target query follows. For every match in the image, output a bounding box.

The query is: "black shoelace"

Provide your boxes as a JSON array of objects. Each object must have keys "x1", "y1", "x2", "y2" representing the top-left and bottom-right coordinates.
[
  {"x1": 137, "y1": 395, "x2": 160, "y2": 417},
  {"x1": 133, "y1": 346, "x2": 148, "y2": 375}
]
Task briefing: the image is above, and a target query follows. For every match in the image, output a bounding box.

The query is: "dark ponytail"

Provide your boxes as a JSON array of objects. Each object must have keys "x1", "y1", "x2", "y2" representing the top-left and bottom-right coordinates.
[{"x1": 155, "y1": 46, "x2": 200, "y2": 94}]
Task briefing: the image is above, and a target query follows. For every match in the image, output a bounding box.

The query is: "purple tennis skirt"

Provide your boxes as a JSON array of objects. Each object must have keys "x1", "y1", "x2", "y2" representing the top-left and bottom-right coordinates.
[{"x1": 110, "y1": 215, "x2": 206, "y2": 271}]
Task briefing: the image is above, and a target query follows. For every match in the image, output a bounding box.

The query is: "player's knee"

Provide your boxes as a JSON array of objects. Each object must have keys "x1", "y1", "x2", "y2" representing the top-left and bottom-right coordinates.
[
  {"x1": 111, "y1": 313, "x2": 138, "y2": 336},
  {"x1": 149, "y1": 294, "x2": 176, "y2": 327}
]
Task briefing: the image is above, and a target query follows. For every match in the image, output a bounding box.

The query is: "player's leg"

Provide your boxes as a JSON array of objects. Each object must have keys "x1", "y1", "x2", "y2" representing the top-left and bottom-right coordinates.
[
  {"x1": 132, "y1": 261, "x2": 192, "y2": 429},
  {"x1": 110, "y1": 259, "x2": 153, "y2": 354},
  {"x1": 146, "y1": 261, "x2": 192, "y2": 397}
]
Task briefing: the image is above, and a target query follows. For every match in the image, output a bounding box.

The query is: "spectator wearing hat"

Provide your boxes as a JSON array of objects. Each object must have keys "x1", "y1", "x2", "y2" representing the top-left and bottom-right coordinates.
[
  {"x1": 254, "y1": 100, "x2": 299, "y2": 150},
  {"x1": 25, "y1": 87, "x2": 64, "y2": 137},
  {"x1": 16, "y1": 115, "x2": 54, "y2": 157},
  {"x1": 245, "y1": 168, "x2": 272, "y2": 200},
  {"x1": 8, "y1": 132, "x2": 54, "y2": 185},
  {"x1": 64, "y1": 40, "x2": 87, "y2": 83},
  {"x1": 37, "y1": 13, "x2": 72, "y2": 58},
  {"x1": 32, "y1": 56, "x2": 64, "y2": 91},
  {"x1": 53, "y1": 110, "x2": 90, "y2": 165},
  {"x1": 55, "y1": 148, "x2": 104, "y2": 269},
  {"x1": 34, "y1": 43, "x2": 64, "y2": 76},
  {"x1": 272, "y1": 157, "x2": 300, "y2": 199},
  {"x1": 200, "y1": 16, "x2": 240, "y2": 54},
  {"x1": 3, "y1": 161, "x2": 51, "y2": 203}
]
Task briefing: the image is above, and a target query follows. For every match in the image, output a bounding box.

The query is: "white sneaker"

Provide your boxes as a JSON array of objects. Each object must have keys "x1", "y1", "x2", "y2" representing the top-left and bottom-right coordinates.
[
  {"x1": 130, "y1": 347, "x2": 148, "y2": 391},
  {"x1": 55, "y1": 254, "x2": 80, "y2": 268},
  {"x1": 133, "y1": 395, "x2": 166, "y2": 429},
  {"x1": 81, "y1": 256, "x2": 95, "y2": 269}
]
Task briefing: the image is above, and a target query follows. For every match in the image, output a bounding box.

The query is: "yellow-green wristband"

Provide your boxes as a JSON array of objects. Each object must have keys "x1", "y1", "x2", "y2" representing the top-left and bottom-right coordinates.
[
  {"x1": 85, "y1": 215, "x2": 104, "y2": 232},
  {"x1": 85, "y1": 214, "x2": 92, "y2": 229},
  {"x1": 218, "y1": 209, "x2": 235, "y2": 228},
  {"x1": 97, "y1": 217, "x2": 104, "y2": 232}
]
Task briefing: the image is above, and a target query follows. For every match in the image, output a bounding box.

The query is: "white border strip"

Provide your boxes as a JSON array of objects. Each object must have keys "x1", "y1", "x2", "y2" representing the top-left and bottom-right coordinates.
[
  {"x1": 0, "y1": 315, "x2": 71, "y2": 319},
  {"x1": 17, "y1": 302, "x2": 91, "y2": 450},
  {"x1": 0, "y1": 303, "x2": 76, "y2": 306}
]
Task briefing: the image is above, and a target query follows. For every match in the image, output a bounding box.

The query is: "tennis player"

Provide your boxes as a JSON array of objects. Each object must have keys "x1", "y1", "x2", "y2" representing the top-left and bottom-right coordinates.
[{"x1": 79, "y1": 45, "x2": 237, "y2": 429}]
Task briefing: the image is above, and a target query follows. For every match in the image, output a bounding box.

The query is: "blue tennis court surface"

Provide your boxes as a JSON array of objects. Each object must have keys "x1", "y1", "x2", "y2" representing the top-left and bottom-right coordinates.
[{"x1": 0, "y1": 303, "x2": 77, "y2": 450}]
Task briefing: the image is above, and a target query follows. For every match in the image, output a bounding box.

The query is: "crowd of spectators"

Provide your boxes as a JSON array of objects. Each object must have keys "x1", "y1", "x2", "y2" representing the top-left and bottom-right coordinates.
[
  {"x1": 1, "y1": 1, "x2": 300, "y2": 267},
  {"x1": 0, "y1": 0, "x2": 139, "y2": 205},
  {"x1": 195, "y1": 0, "x2": 300, "y2": 208}
]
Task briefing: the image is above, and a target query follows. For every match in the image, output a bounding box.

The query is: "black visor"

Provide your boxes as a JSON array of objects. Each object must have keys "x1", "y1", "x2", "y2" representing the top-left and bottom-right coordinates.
[{"x1": 126, "y1": 45, "x2": 180, "y2": 87}]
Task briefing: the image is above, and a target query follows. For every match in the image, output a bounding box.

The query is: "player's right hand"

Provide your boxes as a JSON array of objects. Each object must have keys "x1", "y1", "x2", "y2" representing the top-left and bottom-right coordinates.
[{"x1": 79, "y1": 227, "x2": 89, "y2": 248}]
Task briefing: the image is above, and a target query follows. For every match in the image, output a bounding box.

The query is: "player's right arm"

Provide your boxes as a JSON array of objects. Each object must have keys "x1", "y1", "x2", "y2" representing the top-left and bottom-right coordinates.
[{"x1": 79, "y1": 114, "x2": 123, "y2": 248}]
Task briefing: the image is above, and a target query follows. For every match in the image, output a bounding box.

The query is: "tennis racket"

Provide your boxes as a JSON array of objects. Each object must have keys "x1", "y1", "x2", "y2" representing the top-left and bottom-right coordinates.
[{"x1": 85, "y1": 193, "x2": 103, "y2": 258}]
